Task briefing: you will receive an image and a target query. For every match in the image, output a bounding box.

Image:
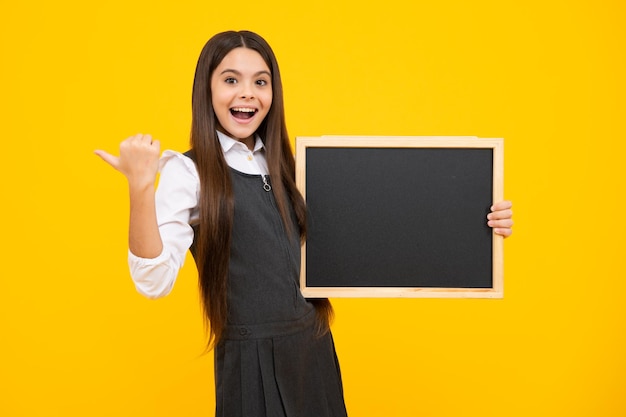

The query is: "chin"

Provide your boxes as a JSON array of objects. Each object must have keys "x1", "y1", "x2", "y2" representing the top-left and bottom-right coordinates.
[
  {"x1": 231, "y1": 131, "x2": 255, "y2": 141},
  {"x1": 228, "y1": 125, "x2": 258, "y2": 140}
]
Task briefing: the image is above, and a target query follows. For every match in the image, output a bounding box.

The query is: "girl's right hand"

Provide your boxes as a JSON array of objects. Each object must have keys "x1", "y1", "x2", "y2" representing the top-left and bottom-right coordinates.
[{"x1": 95, "y1": 133, "x2": 161, "y2": 189}]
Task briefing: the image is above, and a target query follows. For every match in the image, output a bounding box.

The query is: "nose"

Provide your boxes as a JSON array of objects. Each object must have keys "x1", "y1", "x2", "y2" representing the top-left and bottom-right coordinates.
[{"x1": 239, "y1": 81, "x2": 255, "y2": 99}]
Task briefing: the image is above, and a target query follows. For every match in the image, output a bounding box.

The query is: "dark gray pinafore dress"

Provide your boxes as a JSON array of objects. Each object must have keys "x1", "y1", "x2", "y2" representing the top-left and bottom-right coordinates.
[{"x1": 187, "y1": 158, "x2": 348, "y2": 417}]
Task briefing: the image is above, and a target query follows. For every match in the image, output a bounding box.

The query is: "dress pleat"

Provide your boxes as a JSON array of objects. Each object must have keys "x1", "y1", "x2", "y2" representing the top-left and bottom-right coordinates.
[
  {"x1": 241, "y1": 340, "x2": 265, "y2": 416},
  {"x1": 216, "y1": 312, "x2": 347, "y2": 417},
  {"x1": 215, "y1": 340, "x2": 243, "y2": 417},
  {"x1": 258, "y1": 338, "x2": 287, "y2": 417}
]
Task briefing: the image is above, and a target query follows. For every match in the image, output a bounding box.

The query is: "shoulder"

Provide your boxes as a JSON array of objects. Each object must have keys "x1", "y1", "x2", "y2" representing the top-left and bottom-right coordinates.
[
  {"x1": 156, "y1": 150, "x2": 199, "y2": 202},
  {"x1": 159, "y1": 150, "x2": 198, "y2": 179}
]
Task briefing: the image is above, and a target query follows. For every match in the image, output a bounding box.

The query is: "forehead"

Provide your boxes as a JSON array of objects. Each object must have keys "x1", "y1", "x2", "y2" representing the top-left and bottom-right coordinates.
[{"x1": 215, "y1": 47, "x2": 270, "y2": 73}]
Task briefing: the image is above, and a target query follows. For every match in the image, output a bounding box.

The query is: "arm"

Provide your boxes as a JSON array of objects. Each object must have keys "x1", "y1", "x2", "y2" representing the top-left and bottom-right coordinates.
[
  {"x1": 95, "y1": 133, "x2": 163, "y2": 257},
  {"x1": 487, "y1": 200, "x2": 514, "y2": 237},
  {"x1": 96, "y1": 136, "x2": 198, "y2": 298}
]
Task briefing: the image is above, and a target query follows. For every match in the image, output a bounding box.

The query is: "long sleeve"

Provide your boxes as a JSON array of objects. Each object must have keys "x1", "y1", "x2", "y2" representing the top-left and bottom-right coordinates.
[
  {"x1": 127, "y1": 150, "x2": 199, "y2": 298},
  {"x1": 127, "y1": 133, "x2": 267, "y2": 299}
]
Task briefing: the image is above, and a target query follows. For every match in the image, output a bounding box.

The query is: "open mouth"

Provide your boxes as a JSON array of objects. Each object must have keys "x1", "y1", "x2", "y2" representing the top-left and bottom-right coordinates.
[{"x1": 230, "y1": 107, "x2": 257, "y2": 120}]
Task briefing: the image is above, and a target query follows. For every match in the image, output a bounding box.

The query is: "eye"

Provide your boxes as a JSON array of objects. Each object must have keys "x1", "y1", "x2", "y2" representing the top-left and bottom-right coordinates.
[
  {"x1": 225, "y1": 77, "x2": 237, "y2": 84},
  {"x1": 256, "y1": 79, "x2": 269, "y2": 86}
]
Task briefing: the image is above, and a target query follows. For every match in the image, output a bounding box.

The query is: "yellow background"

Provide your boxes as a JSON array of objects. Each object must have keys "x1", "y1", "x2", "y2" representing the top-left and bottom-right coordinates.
[{"x1": 1, "y1": 1, "x2": 624, "y2": 416}]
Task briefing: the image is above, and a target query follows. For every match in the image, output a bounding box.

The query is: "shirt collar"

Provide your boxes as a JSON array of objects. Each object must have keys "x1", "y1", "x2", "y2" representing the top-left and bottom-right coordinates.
[{"x1": 216, "y1": 130, "x2": 265, "y2": 153}]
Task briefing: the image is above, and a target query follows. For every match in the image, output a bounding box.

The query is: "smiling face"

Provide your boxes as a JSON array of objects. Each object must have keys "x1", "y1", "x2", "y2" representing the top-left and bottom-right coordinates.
[{"x1": 210, "y1": 47, "x2": 273, "y2": 149}]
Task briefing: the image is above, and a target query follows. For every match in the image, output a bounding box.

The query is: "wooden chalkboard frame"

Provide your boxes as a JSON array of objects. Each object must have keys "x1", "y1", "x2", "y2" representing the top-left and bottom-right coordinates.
[{"x1": 295, "y1": 136, "x2": 504, "y2": 298}]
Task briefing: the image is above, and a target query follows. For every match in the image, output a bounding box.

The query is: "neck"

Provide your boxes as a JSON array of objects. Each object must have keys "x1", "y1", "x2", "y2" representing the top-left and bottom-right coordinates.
[{"x1": 240, "y1": 135, "x2": 255, "y2": 151}]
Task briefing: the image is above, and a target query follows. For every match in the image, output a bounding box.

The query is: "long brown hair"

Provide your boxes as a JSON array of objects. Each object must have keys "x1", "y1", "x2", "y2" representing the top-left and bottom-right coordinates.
[{"x1": 190, "y1": 30, "x2": 332, "y2": 348}]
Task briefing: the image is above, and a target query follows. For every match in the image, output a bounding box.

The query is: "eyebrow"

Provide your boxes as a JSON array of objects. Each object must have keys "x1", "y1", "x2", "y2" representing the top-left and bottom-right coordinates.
[{"x1": 219, "y1": 69, "x2": 271, "y2": 77}]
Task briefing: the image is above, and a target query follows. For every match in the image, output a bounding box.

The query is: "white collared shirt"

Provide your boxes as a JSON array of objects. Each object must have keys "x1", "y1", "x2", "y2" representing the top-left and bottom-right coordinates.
[
  {"x1": 128, "y1": 131, "x2": 268, "y2": 298},
  {"x1": 217, "y1": 131, "x2": 269, "y2": 176}
]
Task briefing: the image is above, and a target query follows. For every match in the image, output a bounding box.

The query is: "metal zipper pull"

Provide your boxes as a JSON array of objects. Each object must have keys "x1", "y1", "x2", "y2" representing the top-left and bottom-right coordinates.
[{"x1": 261, "y1": 175, "x2": 272, "y2": 192}]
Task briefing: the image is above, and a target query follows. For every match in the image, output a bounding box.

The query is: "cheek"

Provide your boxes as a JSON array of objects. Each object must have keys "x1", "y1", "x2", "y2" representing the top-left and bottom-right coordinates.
[
  {"x1": 210, "y1": 88, "x2": 225, "y2": 106},
  {"x1": 210, "y1": 80, "x2": 229, "y2": 104},
  {"x1": 209, "y1": 94, "x2": 229, "y2": 125}
]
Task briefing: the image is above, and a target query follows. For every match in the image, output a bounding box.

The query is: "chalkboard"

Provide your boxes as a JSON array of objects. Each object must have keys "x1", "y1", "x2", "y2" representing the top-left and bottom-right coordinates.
[{"x1": 295, "y1": 136, "x2": 504, "y2": 298}]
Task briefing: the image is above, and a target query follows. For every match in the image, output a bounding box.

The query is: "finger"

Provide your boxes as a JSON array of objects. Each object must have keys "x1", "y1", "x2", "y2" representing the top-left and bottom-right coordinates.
[
  {"x1": 490, "y1": 200, "x2": 513, "y2": 211},
  {"x1": 487, "y1": 209, "x2": 513, "y2": 220},
  {"x1": 488, "y1": 219, "x2": 514, "y2": 229},
  {"x1": 124, "y1": 133, "x2": 149, "y2": 147},
  {"x1": 124, "y1": 133, "x2": 140, "y2": 144},
  {"x1": 494, "y1": 228, "x2": 513, "y2": 238},
  {"x1": 94, "y1": 149, "x2": 120, "y2": 170},
  {"x1": 120, "y1": 133, "x2": 158, "y2": 154},
  {"x1": 126, "y1": 133, "x2": 159, "y2": 152}
]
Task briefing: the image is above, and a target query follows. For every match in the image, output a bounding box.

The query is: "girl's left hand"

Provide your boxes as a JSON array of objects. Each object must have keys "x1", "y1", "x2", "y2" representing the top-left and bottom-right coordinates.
[{"x1": 487, "y1": 200, "x2": 514, "y2": 237}]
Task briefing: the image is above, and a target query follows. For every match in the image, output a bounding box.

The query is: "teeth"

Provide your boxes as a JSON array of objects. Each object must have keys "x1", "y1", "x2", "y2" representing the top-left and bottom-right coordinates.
[{"x1": 231, "y1": 107, "x2": 256, "y2": 113}]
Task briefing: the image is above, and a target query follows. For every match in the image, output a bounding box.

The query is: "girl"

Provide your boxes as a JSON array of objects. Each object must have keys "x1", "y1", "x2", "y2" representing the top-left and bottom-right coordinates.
[{"x1": 95, "y1": 30, "x2": 513, "y2": 417}]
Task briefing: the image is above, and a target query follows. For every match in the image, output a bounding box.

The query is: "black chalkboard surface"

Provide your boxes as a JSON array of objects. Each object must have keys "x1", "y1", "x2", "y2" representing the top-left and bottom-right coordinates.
[{"x1": 295, "y1": 136, "x2": 504, "y2": 298}]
